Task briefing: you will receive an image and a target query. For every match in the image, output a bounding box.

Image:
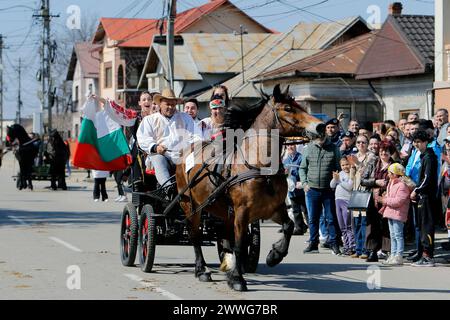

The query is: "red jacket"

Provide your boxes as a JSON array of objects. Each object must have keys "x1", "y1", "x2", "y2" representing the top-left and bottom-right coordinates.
[{"x1": 382, "y1": 178, "x2": 411, "y2": 223}]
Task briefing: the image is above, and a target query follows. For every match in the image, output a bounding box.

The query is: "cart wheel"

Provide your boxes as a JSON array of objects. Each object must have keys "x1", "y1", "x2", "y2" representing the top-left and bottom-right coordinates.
[
  {"x1": 244, "y1": 220, "x2": 261, "y2": 273},
  {"x1": 139, "y1": 204, "x2": 156, "y2": 273},
  {"x1": 120, "y1": 203, "x2": 138, "y2": 266},
  {"x1": 216, "y1": 220, "x2": 261, "y2": 273}
]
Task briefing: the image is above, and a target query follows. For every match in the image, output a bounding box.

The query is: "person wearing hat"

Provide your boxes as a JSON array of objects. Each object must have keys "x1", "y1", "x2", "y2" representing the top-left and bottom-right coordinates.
[
  {"x1": 379, "y1": 163, "x2": 414, "y2": 265},
  {"x1": 137, "y1": 88, "x2": 196, "y2": 186},
  {"x1": 197, "y1": 98, "x2": 226, "y2": 141},
  {"x1": 340, "y1": 131, "x2": 357, "y2": 157}
]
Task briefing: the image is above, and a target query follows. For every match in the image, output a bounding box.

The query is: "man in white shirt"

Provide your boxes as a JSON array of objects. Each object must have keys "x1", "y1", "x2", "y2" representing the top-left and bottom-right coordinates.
[
  {"x1": 137, "y1": 88, "x2": 195, "y2": 186},
  {"x1": 184, "y1": 98, "x2": 201, "y2": 124}
]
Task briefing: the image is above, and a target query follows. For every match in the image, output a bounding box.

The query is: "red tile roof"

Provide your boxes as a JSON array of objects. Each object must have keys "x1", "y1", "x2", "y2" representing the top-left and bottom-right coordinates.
[
  {"x1": 174, "y1": 0, "x2": 272, "y2": 33},
  {"x1": 174, "y1": 0, "x2": 228, "y2": 31},
  {"x1": 93, "y1": 18, "x2": 160, "y2": 48},
  {"x1": 259, "y1": 32, "x2": 376, "y2": 80},
  {"x1": 356, "y1": 15, "x2": 434, "y2": 79},
  {"x1": 93, "y1": 0, "x2": 272, "y2": 48}
]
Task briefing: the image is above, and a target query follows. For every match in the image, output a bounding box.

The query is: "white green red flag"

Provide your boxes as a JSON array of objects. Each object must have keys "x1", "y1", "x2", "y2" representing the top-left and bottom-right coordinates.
[{"x1": 73, "y1": 97, "x2": 137, "y2": 171}]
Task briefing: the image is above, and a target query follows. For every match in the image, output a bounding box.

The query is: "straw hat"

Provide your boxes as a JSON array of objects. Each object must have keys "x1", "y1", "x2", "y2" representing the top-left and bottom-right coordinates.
[{"x1": 152, "y1": 88, "x2": 183, "y2": 105}]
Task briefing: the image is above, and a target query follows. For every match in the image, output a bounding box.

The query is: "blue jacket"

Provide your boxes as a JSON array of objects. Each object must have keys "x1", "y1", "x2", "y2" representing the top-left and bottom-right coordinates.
[
  {"x1": 283, "y1": 151, "x2": 302, "y2": 198},
  {"x1": 406, "y1": 139, "x2": 441, "y2": 189}
]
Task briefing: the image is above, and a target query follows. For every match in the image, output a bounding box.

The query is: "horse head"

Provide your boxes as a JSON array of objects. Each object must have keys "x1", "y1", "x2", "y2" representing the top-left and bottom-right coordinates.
[
  {"x1": 271, "y1": 84, "x2": 325, "y2": 138},
  {"x1": 5, "y1": 124, "x2": 30, "y2": 146}
]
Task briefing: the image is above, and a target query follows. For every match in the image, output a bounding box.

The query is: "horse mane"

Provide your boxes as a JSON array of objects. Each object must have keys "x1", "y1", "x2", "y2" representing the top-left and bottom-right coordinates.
[{"x1": 223, "y1": 98, "x2": 268, "y2": 131}]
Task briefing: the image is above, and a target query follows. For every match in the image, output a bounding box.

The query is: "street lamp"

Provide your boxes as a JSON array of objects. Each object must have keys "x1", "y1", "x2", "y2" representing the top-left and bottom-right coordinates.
[{"x1": 234, "y1": 25, "x2": 248, "y2": 85}]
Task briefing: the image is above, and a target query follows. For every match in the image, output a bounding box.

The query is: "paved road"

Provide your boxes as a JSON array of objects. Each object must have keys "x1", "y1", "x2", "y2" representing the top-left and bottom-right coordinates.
[{"x1": 1, "y1": 152, "x2": 450, "y2": 300}]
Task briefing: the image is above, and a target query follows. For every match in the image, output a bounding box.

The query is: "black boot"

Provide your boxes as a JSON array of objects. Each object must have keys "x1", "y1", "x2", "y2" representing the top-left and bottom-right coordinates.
[{"x1": 366, "y1": 250, "x2": 378, "y2": 262}]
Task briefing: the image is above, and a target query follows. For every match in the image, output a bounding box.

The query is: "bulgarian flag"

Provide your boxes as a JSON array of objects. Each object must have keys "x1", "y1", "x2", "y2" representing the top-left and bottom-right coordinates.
[{"x1": 73, "y1": 96, "x2": 137, "y2": 171}]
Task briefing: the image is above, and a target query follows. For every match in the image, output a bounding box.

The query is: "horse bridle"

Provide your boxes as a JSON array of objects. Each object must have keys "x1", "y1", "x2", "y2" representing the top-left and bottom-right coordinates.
[{"x1": 267, "y1": 99, "x2": 307, "y2": 137}]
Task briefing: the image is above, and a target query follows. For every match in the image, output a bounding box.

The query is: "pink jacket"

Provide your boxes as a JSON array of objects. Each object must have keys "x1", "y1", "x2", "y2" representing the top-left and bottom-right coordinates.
[{"x1": 382, "y1": 179, "x2": 411, "y2": 222}]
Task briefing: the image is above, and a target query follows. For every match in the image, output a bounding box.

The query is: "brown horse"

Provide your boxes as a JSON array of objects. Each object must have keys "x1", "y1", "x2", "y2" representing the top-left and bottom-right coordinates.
[{"x1": 175, "y1": 84, "x2": 324, "y2": 291}]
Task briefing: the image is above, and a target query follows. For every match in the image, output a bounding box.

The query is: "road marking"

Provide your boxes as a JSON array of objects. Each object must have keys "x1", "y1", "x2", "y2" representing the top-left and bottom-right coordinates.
[
  {"x1": 124, "y1": 273, "x2": 182, "y2": 300},
  {"x1": 48, "y1": 237, "x2": 83, "y2": 252},
  {"x1": 7, "y1": 216, "x2": 29, "y2": 226}
]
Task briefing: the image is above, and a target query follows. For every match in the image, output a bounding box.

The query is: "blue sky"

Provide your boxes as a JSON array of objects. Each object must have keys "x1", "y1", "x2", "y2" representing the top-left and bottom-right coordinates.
[{"x1": 0, "y1": 0, "x2": 434, "y2": 119}]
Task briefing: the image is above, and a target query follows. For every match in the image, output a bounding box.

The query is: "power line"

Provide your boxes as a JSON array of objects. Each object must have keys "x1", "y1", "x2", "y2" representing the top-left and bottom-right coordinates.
[
  {"x1": 273, "y1": 0, "x2": 441, "y2": 57},
  {"x1": 0, "y1": 4, "x2": 35, "y2": 11}
]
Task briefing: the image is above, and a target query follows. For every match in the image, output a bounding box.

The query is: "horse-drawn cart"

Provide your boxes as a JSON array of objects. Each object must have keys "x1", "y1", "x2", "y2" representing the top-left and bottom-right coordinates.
[{"x1": 119, "y1": 171, "x2": 261, "y2": 273}]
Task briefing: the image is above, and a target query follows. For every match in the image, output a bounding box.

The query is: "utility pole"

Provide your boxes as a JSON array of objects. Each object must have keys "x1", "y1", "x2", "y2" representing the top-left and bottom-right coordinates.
[
  {"x1": 44, "y1": 0, "x2": 51, "y2": 130},
  {"x1": 0, "y1": 34, "x2": 3, "y2": 141},
  {"x1": 34, "y1": 0, "x2": 58, "y2": 131},
  {"x1": 16, "y1": 58, "x2": 22, "y2": 125},
  {"x1": 234, "y1": 25, "x2": 247, "y2": 84},
  {"x1": 167, "y1": 0, "x2": 176, "y2": 90}
]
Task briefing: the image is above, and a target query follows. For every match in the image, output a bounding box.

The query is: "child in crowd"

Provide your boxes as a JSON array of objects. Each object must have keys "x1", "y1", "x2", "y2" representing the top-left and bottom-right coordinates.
[
  {"x1": 92, "y1": 170, "x2": 109, "y2": 202},
  {"x1": 330, "y1": 156, "x2": 355, "y2": 255},
  {"x1": 380, "y1": 163, "x2": 414, "y2": 265}
]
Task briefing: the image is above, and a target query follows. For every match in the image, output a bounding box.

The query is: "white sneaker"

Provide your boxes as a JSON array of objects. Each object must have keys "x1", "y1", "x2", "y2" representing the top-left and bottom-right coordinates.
[
  {"x1": 382, "y1": 255, "x2": 393, "y2": 265},
  {"x1": 395, "y1": 255, "x2": 403, "y2": 265},
  {"x1": 94, "y1": 198, "x2": 99, "y2": 202},
  {"x1": 103, "y1": 199, "x2": 109, "y2": 202},
  {"x1": 118, "y1": 195, "x2": 128, "y2": 202},
  {"x1": 114, "y1": 196, "x2": 122, "y2": 202}
]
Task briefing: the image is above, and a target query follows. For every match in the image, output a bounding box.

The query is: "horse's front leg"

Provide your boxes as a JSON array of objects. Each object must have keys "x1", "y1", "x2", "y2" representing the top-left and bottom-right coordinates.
[
  {"x1": 227, "y1": 209, "x2": 248, "y2": 292},
  {"x1": 181, "y1": 198, "x2": 212, "y2": 282},
  {"x1": 189, "y1": 214, "x2": 212, "y2": 282},
  {"x1": 266, "y1": 206, "x2": 294, "y2": 267}
]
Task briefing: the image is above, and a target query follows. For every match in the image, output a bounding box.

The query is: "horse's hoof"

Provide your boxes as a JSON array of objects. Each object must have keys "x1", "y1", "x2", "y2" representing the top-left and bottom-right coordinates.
[
  {"x1": 266, "y1": 248, "x2": 285, "y2": 267},
  {"x1": 227, "y1": 279, "x2": 247, "y2": 292},
  {"x1": 198, "y1": 272, "x2": 212, "y2": 282}
]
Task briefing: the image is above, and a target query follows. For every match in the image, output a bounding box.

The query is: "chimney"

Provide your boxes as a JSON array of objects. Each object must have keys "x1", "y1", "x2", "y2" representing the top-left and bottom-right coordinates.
[{"x1": 389, "y1": 2, "x2": 403, "y2": 16}]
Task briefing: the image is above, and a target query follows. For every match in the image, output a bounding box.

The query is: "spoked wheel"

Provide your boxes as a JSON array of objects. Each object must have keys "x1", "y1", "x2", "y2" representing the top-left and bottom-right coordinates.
[
  {"x1": 138, "y1": 204, "x2": 156, "y2": 273},
  {"x1": 120, "y1": 203, "x2": 139, "y2": 266},
  {"x1": 217, "y1": 220, "x2": 261, "y2": 273}
]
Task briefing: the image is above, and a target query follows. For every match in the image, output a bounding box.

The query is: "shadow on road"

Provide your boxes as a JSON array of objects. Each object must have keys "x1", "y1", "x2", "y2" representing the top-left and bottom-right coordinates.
[
  {"x1": 248, "y1": 262, "x2": 450, "y2": 294},
  {"x1": 0, "y1": 208, "x2": 120, "y2": 226}
]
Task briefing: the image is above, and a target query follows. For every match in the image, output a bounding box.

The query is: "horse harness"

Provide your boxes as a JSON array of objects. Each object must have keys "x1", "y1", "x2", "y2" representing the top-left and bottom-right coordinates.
[{"x1": 164, "y1": 132, "x2": 285, "y2": 222}]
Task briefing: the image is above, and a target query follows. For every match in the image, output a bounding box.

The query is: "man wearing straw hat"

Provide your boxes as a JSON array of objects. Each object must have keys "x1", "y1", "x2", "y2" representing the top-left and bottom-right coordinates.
[{"x1": 137, "y1": 88, "x2": 196, "y2": 186}]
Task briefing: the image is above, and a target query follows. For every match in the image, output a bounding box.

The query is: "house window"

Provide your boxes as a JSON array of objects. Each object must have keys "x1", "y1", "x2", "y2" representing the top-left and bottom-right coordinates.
[
  {"x1": 147, "y1": 73, "x2": 163, "y2": 92},
  {"x1": 399, "y1": 109, "x2": 420, "y2": 120},
  {"x1": 317, "y1": 101, "x2": 382, "y2": 130},
  {"x1": 127, "y1": 63, "x2": 144, "y2": 88},
  {"x1": 73, "y1": 85, "x2": 79, "y2": 112},
  {"x1": 88, "y1": 83, "x2": 93, "y2": 95},
  {"x1": 117, "y1": 65, "x2": 124, "y2": 89},
  {"x1": 105, "y1": 67, "x2": 112, "y2": 88},
  {"x1": 75, "y1": 86, "x2": 79, "y2": 101}
]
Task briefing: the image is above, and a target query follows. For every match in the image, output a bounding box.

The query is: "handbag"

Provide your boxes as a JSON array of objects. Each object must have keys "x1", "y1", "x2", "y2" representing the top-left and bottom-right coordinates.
[{"x1": 348, "y1": 189, "x2": 372, "y2": 211}]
